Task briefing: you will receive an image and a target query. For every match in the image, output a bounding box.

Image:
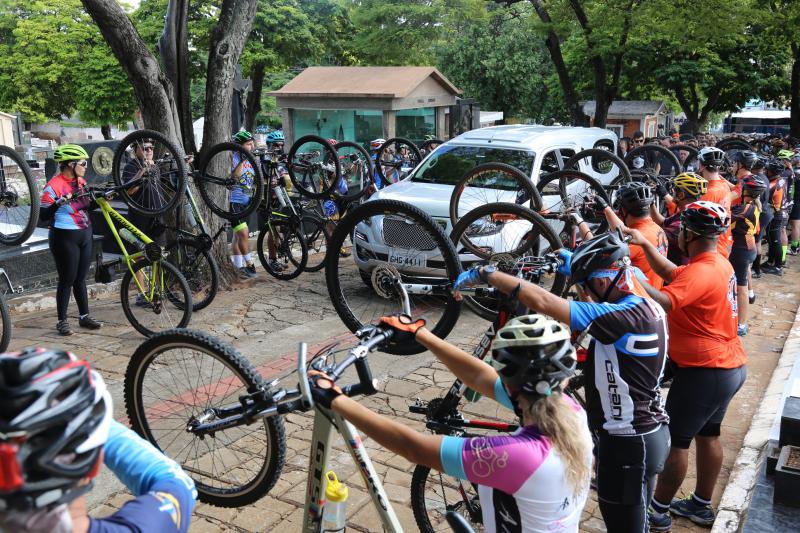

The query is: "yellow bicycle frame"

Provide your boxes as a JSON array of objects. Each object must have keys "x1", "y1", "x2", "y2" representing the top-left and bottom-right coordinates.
[{"x1": 95, "y1": 196, "x2": 163, "y2": 302}]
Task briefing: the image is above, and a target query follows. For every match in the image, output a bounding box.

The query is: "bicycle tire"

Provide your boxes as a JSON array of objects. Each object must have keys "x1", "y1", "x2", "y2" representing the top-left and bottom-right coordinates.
[
  {"x1": 196, "y1": 141, "x2": 264, "y2": 221},
  {"x1": 287, "y1": 135, "x2": 342, "y2": 199},
  {"x1": 671, "y1": 144, "x2": 700, "y2": 172},
  {"x1": 112, "y1": 129, "x2": 187, "y2": 216},
  {"x1": 537, "y1": 169, "x2": 610, "y2": 247},
  {"x1": 256, "y1": 220, "x2": 308, "y2": 280},
  {"x1": 326, "y1": 199, "x2": 462, "y2": 355},
  {"x1": 0, "y1": 293, "x2": 10, "y2": 352},
  {"x1": 411, "y1": 464, "x2": 482, "y2": 533},
  {"x1": 716, "y1": 138, "x2": 751, "y2": 152},
  {"x1": 449, "y1": 162, "x2": 543, "y2": 229},
  {"x1": 165, "y1": 240, "x2": 219, "y2": 311},
  {"x1": 0, "y1": 145, "x2": 39, "y2": 245},
  {"x1": 300, "y1": 215, "x2": 331, "y2": 272},
  {"x1": 124, "y1": 328, "x2": 286, "y2": 507},
  {"x1": 120, "y1": 260, "x2": 192, "y2": 336},
  {"x1": 375, "y1": 137, "x2": 423, "y2": 186},
  {"x1": 334, "y1": 141, "x2": 374, "y2": 201},
  {"x1": 450, "y1": 202, "x2": 566, "y2": 319},
  {"x1": 625, "y1": 144, "x2": 682, "y2": 178},
  {"x1": 565, "y1": 148, "x2": 631, "y2": 184}
]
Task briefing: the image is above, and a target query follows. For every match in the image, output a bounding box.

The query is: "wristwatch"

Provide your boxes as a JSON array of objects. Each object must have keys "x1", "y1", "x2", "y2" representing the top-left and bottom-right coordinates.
[{"x1": 479, "y1": 264, "x2": 498, "y2": 283}]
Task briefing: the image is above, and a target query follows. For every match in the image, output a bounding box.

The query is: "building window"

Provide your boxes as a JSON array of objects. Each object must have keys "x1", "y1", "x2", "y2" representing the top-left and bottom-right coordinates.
[
  {"x1": 396, "y1": 107, "x2": 435, "y2": 145},
  {"x1": 292, "y1": 109, "x2": 383, "y2": 150}
]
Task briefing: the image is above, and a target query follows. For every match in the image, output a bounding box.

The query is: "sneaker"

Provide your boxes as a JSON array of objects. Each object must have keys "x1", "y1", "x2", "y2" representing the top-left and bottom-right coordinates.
[
  {"x1": 748, "y1": 292, "x2": 756, "y2": 304},
  {"x1": 737, "y1": 324, "x2": 748, "y2": 336},
  {"x1": 648, "y1": 509, "x2": 672, "y2": 532},
  {"x1": 762, "y1": 264, "x2": 783, "y2": 276},
  {"x1": 56, "y1": 320, "x2": 73, "y2": 336},
  {"x1": 751, "y1": 270, "x2": 761, "y2": 279},
  {"x1": 670, "y1": 495, "x2": 715, "y2": 527},
  {"x1": 238, "y1": 267, "x2": 257, "y2": 279},
  {"x1": 245, "y1": 263, "x2": 257, "y2": 275},
  {"x1": 135, "y1": 294, "x2": 151, "y2": 308},
  {"x1": 267, "y1": 260, "x2": 285, "y2": 273},
  {"x1": 339, "y1": 248, "x2": 351, "y2": 258},
  {"x1": 79, "y1": 315, "x2": 102, "y2": 330}
]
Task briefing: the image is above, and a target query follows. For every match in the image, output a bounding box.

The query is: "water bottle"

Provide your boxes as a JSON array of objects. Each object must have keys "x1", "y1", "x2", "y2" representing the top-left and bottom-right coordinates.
[
  {"x1": 119, "y1": 228, "x2": 144, "y2": 250},
  {"x1": 321, "y1": 471, "x2": 348, "y2": 532}
]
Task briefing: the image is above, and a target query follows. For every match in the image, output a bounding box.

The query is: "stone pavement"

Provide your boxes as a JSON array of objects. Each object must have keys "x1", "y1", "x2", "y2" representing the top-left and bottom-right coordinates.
[{"x1": 6, "y1": 254, "x2": 800, "y2": 532}]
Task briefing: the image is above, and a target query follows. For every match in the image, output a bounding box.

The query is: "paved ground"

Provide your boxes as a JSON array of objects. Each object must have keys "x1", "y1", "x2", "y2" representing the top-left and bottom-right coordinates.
[{"x1": 7, "y1": 252, "x2": 800, "y2": 532}]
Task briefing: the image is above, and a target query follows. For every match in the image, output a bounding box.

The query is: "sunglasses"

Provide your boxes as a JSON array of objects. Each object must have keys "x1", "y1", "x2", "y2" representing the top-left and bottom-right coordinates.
[
  {"x1": 142, "y1": 145, "x2": 154, "y2": 152},
  {"x1": 73, "y1": 160, "x2": 88, "y2": 168},
  {"x1": 633, "y1": 139, "x2": 644, "y2": 144}
]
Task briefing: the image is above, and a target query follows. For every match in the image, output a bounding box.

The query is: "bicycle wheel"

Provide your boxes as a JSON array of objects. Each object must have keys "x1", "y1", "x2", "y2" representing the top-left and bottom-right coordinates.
[
  {"x1": 196, "y1": 142, "x2": 264, "y2": 221},
  {"x1": 334, "y1": 141, "x2": 374, "y2": 201},
  {"x1": 165, "y1": 240, "x2": 219, "y2": 311},
  {"x1": 411, "y1": 464, "x2": 483, "y2": 533},
  {"x1": 0, "y1": 145, "x2": 39, "y2": 245},
  {"x1": 671, "y1": 144, "x2": 700, "y2": 173},
  {"x1": 256, "y1": 219, "x2": 308, "y2": 280},
  {"x1": 326, "y1": 199, "x2": 462, "y2": 355},
  {"x1": 120, "y1": 260, "x2": 192, "y2": 337},
  {"x1": 449, "y1": 163, "x2": 542, "y2": 229},
  {"x1": 287, "y1": 135, "x2": 341, "y2": 199},
  {"x1": 375, "y1": 137, "x2": 422, "y2": 187},
  {"x1": 626, "y1": 145, "x2": 682, "y2": 180},
  {"x1": 716, "y1": 138, "x2": 751, "y2": 152},
  {"x1": 124, "y1": 328, "x2": 286, "y2": 507},
  {"x1": 451, "y1": 202, "x2": 566, "y2": 319},
  {"x1": 299, "y1": 215, "x2": 331, "y2": 272},
  {"x1": 112, "y1": 129, "x2": 187, "y2": 216},
  {"x1": 565, "y1": 148, "x2": 631, "y2": 185},
  {"x1": 537, "y1": 170, "x2": 610, "y2": 248},
  {"x1": 0, "y1": 293, "x2": 10, "y2": 352}
]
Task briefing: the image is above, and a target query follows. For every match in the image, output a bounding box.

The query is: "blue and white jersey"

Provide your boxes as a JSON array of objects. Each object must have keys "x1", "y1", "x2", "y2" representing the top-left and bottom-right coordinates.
[
  {"x1": 230, "y1": 152, "x2": 256, "y2": 205},
  {"x1": 570, "y1": 295, "x2": 669, "y2": 436}
]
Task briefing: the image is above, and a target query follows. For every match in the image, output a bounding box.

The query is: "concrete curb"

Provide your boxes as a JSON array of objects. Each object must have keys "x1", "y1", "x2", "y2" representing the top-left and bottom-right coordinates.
[
  {"x1": 711, "y1": 303, "x2": 800, "y2": 532},
  {"x1": 6, "y1": 280, "x2": 121, "y2": 315}
]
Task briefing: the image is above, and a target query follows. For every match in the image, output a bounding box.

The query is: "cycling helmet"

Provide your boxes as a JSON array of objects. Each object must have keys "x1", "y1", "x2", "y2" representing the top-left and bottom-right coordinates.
[
  {"x1": 741, "y1": 175, "x2": 766, "y2": 197},
  {"x1": 698, "y1": 147, "x2": 726, "y2": 169},
  {"x1": 766, "y1": 159, "x2": 785, "y2": 175},
  {"x1": 777, "y1": 149, "x2": 795, "y2": 160},
  {"x1": 265, "y1": 130, "x2": 284, "y2": 144},
  {"x1": 232, "y1": 130, "x2": 254, "y2": 144},
  {"x1": 52, "y1": 144, "x2": 89, "y2": 163},
  {"x1": 491, "y1": 314, "x2": 576, "y2": 396},
  {"x1": 0, "y1": 347, "x2": 112, "y2": 511},
  {"x1": 752, "y1": 155, "x2": 767, "y2": 170},
  {"x1": 673, "y1": 172, "x2": 708, "y2": 198},
  {"x1": 680, "y1": 200, "x2": 729, "y2": 237},
  {"x1": 569, "y1": 231, "x2": 630, "y2": 284},
  {"x1": 617, "y1": 181, "x2": 654, "y2": 214},
  {"x1": 370, "y1": 138, "x2": 386, "y2": 150},
  {"x1": 730, "y1": 150, "x2": 758, "y2": 170}
]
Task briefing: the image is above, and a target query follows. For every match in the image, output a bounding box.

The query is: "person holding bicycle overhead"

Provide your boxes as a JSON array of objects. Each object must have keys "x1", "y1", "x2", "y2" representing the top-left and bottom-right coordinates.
[
  {"x1": 453, "y1": 231, "x2": 670, "y2": 533},
  {"x1": 230, "y1": 130, "x2": 260, "y2": 278},
  {"x1": 310, "y1": 313, "x2": 592, "y2": 532},
  {"x1": 0, "y1": 347, "x2": 196, "y2": 532},
  {"x1": 40, "y1": 145, "x2": 102, "y2": 336},
  {"x1": 652, "y1": 172, "x2": 708, "y2": 266}
]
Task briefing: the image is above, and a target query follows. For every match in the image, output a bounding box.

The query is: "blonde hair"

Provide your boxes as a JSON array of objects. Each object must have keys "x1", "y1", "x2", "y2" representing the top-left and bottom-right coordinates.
[{"x1": 524, "y1": 392, "x2": 591, "y2": 497}]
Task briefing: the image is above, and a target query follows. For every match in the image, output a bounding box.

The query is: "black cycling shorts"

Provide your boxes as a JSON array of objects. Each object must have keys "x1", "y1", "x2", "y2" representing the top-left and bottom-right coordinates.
[
  {"x1": 230, "y1": 202, "x2": 249, "y2": 231},
  {"x1": 666, "y1": 365, "x2": 747, "y2": 449},
  {"x1": 729, "y1": 247, "x2": 757, "y2": 286}
]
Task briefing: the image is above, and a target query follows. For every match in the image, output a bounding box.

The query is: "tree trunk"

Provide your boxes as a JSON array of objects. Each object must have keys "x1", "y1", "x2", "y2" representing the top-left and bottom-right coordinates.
[
  {"x1": 791, "y1": 43, "x2": 800, "y2": 138},
  {"x1": 100, "y1": 124, "x2": 112, "y2": 140},
  {"x1": 244, "y1": 62, "x2": 266, "y2": 133},
  {"x1": 159, "y1": 0, "x2": 196, "y2": 155}
]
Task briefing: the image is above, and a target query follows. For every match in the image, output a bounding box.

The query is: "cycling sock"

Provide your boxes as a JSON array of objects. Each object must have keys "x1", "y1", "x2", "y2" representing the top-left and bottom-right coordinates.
[
  {"x1": 231, "y1": 255, "x2": 243, "y2": 268},
  {"x1": 782, "y1": 245, "x2": 788, "y2": 261},
  {"x1": 246, "y1": 252, "x2": 255, "y2": 265},
  {"x1": 651, "y1": 497, "x2": 670, "y2": 515},
  {"x1": 793, "y1": 240, "x2": 799, "y2": 249},
  {"x1": 692, "y1": 493, "x2": 711, "y2": 506},
  {"x1": 748, "y1": 289, "x2": 755, "y2": 299}
]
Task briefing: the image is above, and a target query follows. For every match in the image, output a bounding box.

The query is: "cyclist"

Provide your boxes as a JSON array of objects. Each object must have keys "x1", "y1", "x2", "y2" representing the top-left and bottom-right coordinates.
[
  {"x1": 40, "y1": 145, "x2": 102, "y2": 336},
  {"x1": 751, "y1": 158, "x2": 773, "y2": 278},
  {"x1": 762, "y1": 159, "x2": 790, "y2": 275},
  {"x1": 653, "y1": 172, "x2": 708, "y2": 266},
  {"x1": 265, "y1": 130, "x2": 285, "y2": 155},
  {"x1": 621, "y1": 202, "x2": 746, "y2": 530},
  {"x1": 592, "y1": 182, "x2": 668, "y2": 288},
  {"x1": 369, "y1": 138, "x2": 386, "y2": 189},
  {"x1": 777, "y1": 149, "x2": 800, "y2": 254},
  {"x1": 728, "y1": 150, "x2": 758, "y2": 208},
  {"x1": 0, "y1": 347, "x2": 196, "y2": 532},
  {"x1": 311, "y1": 313, "x2": 592, "y2": 532},
  {"x1": 698, "y1": 147, "x2": 735, "y2": 257},
  {"x1": 453, "y1": 232, "x2": 670, "y2": 532},
  {"x1": 730, "y1": 176, "x2": 764, "y2": 336},
  {"x1": 230, "y1": 130, "x2": 259, "y2": 278}
]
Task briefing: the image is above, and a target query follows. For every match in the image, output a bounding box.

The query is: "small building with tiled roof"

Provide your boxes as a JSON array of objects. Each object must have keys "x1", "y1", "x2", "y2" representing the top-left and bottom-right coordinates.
[
  {"x1": 582, "y1": 100, "x2": 671, "y2": 139},
  {"x1": 268, "y1": 66, "x2": 462, "y2": 147}
]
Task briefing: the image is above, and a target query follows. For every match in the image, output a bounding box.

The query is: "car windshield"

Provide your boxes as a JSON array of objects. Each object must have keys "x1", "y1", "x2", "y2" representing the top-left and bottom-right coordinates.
[{"x1": 410, "y1": 145, "x2": 536, "y2": 186}]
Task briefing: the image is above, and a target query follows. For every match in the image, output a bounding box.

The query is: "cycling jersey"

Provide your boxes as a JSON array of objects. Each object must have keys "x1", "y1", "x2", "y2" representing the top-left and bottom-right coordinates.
[
  {"x1": 661, "y1": 252, "x2": 746, "y2": 369},
  {"x1": 40, "y1": 174, "x2": 91, "y2": 230},
  {"x1": 701, "y1": 179, "x2": 733, "y2": 257},
  {"x1": 769, "y1": 176, "x2": 790, "y2": 218},
  {"x1": 230, "y1": 152, "x2": 256, "y2": 205},
  {"x1": 627, "y1": 218, "x2": 668, "y2": 289},
  {"x1": 90, "y1": 420, "x2": 197, "y2": 532},
  {"x1": 731, "y1": 202, "x2": 760, "y2": 251},
  {"x1": 439, "y1": 381, "x2": 591, "y2": 533},
  {"x1": 570, "y1": 295, "x2": 669, "y2": 436}
]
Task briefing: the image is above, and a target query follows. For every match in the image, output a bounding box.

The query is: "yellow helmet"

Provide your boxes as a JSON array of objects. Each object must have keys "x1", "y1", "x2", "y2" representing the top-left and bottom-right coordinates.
[{"x1": 673, "y1": 172, "x2": 708, "y2": 198}]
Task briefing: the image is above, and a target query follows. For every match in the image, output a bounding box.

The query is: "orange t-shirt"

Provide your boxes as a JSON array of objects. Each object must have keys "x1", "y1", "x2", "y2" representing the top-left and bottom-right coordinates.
[
  {"x1": 629, "y1": 218, "x2": 668, "y2": 289},
  {"x1": 661, "y1": 252, "x2": 746, "y2": 368},
  {"x1": 702, "y1": 179, "x2": 733, "y2": 257}
]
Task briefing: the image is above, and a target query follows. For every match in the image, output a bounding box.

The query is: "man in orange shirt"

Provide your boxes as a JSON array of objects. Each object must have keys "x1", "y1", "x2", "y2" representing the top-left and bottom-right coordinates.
[
  {"x1": 623, "y1": 201, "x2": 747, "y2": 531},
  {"x1": 594, "y1": 182, "x2": 668, "y2": 288},
  {"x1": 698, "y1": 147, "x2": 736, "y2": 257}
]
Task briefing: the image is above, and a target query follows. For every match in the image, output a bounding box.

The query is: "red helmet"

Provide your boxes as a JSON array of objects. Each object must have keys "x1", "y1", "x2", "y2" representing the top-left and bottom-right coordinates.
[
  {"x1": 327, "y1": 138, "x2": 338, "y2": 146},
  {"x1": 681, "y1": 201, "x2": 729, "y2": 236}
]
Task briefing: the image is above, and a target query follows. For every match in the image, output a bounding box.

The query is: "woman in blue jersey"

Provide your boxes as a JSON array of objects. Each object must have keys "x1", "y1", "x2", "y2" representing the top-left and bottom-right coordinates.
[
  {"x1": 0, "y1": 347, "x2": 196, "y2": 533},
  {"x1": 230, "y1": 130, "x2": 259, "y2": 278},
  {"x1": 311, "y1": 313, "x2": 592, "y2": 532}
]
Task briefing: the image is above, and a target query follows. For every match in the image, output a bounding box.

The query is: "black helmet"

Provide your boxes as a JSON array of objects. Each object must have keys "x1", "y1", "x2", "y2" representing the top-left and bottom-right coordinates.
[
  {"x1": 752, "y1": 155, "x2": 767, "y2": 170},
  {"x1": 766, "y1": 159, "x2": 785, "y2": 175},
  {"x1": 569, "y1": 231, "x2": 630, "y2": 284},
  {"x1": 680, "y1": 201, "x2": 729, "y2": 237},
  {"x1": 698, "y1": 147, "x2": 726, "y2": 169},
  {"x1": 730, "y1": 150, "x2": 758, "y2": 170},
  {"x1": 741, "y1": 175, "x2": 766, "y2": 197},
  {"x1": 617, "y1": 181, "x2": 654, "y2": 215},
  {"x1": 491, "y1": 314, "x2": 576, "y2": 396},
  {"x1": 0, "y1": 347, "x2": 112, "y2": 511}
]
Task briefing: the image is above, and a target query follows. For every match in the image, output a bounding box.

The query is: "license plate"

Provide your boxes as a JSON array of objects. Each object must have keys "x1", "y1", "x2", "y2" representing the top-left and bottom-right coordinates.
[{"x1": 388, "y1": 249, "x2": 426, "y2": 268}]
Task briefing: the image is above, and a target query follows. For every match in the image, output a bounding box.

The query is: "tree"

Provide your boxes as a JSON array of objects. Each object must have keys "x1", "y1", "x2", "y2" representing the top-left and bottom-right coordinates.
[{"x1": 762, "y1": 0, "x2": 800, "y2": 136}]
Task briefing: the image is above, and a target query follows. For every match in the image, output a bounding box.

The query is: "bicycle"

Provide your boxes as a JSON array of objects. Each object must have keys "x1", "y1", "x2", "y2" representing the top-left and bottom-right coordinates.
[
  {"x1": 0, "y1": 267, "x2": 23, "y2": 352},
  {"x1": 0, "y1": 144, "x2": 39, "y2": 246}
]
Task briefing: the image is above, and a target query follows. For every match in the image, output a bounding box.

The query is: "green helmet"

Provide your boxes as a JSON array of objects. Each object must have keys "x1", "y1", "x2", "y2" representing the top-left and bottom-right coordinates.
[
  {"x1": 777, "y1": 149, "x2": 795, "y2": 160},
  {"x1": 232, "y1": 130, "x2": 254, "y2": 144},
  {"x1": 53, "y1": 144, "x2": 89, "y2": 163}
]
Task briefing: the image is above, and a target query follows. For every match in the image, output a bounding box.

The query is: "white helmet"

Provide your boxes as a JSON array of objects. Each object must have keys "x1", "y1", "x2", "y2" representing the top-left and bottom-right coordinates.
[
  {"x1": 370, "y1": 138, "x2": 386, "y2": 150},
  {"x1": 698, "y1": 147, "x2": 726, "y2": 169}
]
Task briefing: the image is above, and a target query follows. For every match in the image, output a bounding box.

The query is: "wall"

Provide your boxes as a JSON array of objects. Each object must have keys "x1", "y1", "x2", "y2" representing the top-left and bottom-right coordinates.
[{"x1": 0, "y1": 117, "x2": 14, "y2": 147}]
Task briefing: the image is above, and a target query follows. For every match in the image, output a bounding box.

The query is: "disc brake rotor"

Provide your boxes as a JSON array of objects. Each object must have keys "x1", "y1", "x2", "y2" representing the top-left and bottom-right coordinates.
[{"x1": 371, "y1": 264, "x2": 402, "y2": 299}]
